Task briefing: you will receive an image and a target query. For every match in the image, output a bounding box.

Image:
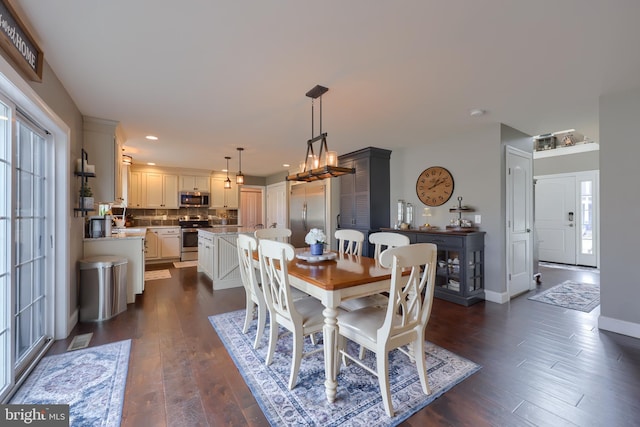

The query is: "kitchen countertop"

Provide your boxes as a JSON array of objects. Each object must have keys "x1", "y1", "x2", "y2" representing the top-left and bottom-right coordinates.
[{"x1": 198, "y1": 227, "x2": 255, "y2": 236}]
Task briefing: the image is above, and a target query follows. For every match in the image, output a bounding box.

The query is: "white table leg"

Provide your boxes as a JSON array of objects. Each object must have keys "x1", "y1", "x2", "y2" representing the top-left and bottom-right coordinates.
[{"x1": 322, "y1": 305, "x2": 339, "y2": 402}]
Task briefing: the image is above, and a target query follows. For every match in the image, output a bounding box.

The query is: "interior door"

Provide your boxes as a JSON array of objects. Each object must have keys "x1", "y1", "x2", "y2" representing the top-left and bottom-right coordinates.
[
  {"x1": 535, "y1": 176, "x2": 576, "y2": 264},
  {"x1": 266, "y1": 182, "x2": 287, "y2": 228},
  {"x1": 507, "y1": 146, "x2": 533, "y2": 298}
]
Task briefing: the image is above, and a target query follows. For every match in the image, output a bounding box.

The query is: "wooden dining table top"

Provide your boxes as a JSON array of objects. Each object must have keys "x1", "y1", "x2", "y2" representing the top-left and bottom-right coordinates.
[{"x1": 284, "y1": 248, "x2": 394, "y2": 291}]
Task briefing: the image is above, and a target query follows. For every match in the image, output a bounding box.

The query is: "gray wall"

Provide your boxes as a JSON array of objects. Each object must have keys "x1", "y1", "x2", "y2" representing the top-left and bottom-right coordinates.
[
  {"x1": 534, "y1": 150, "x2": 599, "y2": 176},
  {"x1": 28, "y1": 61, "x2": 84, "y2": 320},
  {"x1": 599, "y1": 87, "x2": 640, "y2": 332},
  {"x1": 389, "y1": 123, "x2": 505, "y2": 295}
]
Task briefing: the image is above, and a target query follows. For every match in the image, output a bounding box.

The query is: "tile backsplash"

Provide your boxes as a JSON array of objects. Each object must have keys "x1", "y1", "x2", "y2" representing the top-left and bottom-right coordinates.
[{"x1": 114, "y1": 207, "x2": 238, "y2": 227}]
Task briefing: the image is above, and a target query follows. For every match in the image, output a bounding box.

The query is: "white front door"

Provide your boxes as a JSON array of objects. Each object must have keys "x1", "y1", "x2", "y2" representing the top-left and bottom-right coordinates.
[
  {"x1": 535, "y1": 175, "x2": 576, "y2": 264},
  {"x1": 535, "y1": 171, "x2": 598, "y2": 267},
  {"x1": 507, "y1": 146, "x2": 533, "y2": 298}
]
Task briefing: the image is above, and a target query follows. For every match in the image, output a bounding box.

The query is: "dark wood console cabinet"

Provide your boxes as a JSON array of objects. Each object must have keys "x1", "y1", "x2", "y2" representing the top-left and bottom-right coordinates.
[{"x1": 382, "y1": 228, "x2": 485, "y2": 306}]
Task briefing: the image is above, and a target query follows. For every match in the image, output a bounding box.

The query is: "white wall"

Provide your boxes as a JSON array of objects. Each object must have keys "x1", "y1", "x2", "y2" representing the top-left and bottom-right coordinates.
[{"x1": 598, "y1": 87, "x2": 640, "y2": 338}]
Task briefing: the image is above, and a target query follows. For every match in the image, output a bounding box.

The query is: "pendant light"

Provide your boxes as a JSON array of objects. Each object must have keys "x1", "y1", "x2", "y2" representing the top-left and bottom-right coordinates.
[
  {"x1": 236, "y1": 147, "x2": 244, "y2": 185},
  {"x1": 224, "y1": 156, "x2": 231, "y2": 189},
  {"x1": 286, "y1": 84, "x2": 355, "y2": 182}
]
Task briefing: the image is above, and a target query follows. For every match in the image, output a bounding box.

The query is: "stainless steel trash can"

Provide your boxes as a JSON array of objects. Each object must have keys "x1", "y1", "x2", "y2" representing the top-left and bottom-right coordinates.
[{"x1": 79, "y1": 255, "x2": 128, "y2": 322}]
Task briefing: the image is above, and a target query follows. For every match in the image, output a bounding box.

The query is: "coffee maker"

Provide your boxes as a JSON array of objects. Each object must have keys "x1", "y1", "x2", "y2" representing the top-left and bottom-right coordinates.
[{"x1": 88, "y1": 215, "x2": 112, "y2": 238}]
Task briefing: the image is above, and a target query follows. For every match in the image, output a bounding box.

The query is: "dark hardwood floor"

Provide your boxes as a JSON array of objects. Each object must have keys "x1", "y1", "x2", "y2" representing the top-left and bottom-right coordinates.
[{"x1": 46, "y1": 263, "x2": 640, "y2": 426}]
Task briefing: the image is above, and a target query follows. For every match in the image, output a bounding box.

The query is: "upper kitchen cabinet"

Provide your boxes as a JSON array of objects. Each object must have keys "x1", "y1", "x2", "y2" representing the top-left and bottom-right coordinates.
[
  {"x1": 210, "y1": 173, "x2": 238, "y2": 208},
  {"x1": 128, "y1": 170, "x2": 144, "y2": 208},
  {"x1": 180, "y1": 175, "x2": 210, "y2": 192},
  {"x1": 338, "y1": 147, "x2": 391, "y2": 231},
  {"x1": 145, "y1": 172, "x2": 179, "y2": 208},
  {"x1": 83, "y1": 116, "x2": 125, "y2": 204}
]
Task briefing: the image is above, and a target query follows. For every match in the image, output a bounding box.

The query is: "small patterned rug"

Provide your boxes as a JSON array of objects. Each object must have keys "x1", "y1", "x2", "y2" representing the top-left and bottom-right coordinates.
[
  {"x1": 528, "y1": 280, "x2": 600, "y2": 312},
  {"x1": 144, "y1": 269, "x2": 171, "y2": 281},
  {"x1": 173, "y1": 260, "x2": 198, "y2": 268},
  {"x1": 209, "y1": 310, "x2": 480, "y2": 426},
  {"x1": 11, "y1": 340, "x2": 131, "y2": 427}
]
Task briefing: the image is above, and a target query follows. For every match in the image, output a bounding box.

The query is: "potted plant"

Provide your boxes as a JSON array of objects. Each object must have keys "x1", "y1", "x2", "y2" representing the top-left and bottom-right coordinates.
[
  {"x1": 305, "y1": 228, "x2": 326, "y2": 255},
  {"x1": 79, "y1": 182, "x2": 94, "y2": 210}
]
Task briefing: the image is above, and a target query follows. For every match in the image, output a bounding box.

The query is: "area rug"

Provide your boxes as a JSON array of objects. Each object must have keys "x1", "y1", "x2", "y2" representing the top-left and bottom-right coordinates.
[
  {"x1": 10, "y1": 340, "x2": 131, "y2": 427},
  {"x1": 173, "y1": 260, "x2": 198, "y2": 268},
  {"x1": 209, "y1": 310, "x2": 480, "y2": 426},
  {"x1": 144, "y1": 269, "x2": 171, "y2": 281},
  {"x1": 528, "y1": 280, "x2": 600, "y2": 312}
]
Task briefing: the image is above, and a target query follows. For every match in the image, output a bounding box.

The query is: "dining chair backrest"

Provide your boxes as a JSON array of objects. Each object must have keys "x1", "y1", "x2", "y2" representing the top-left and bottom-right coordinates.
[
  {"x1": 335, "y1": 229, "x2": 364, "y2": 255},
  {"x1": 237, "y1": 234, "x2": 261, "y2": 300},
  {"x1": 378, "y1": 243, "x2": 438, "y2": 338},
  {"x1": 258, "y1": 239, "x2": 300, "y2": 327},
  {"x1": 255, "y1": 227, "x2": 292, "y2": 242},
  {"x1": 237, "y1": 233, "x2": 268, "y2": 348},
  {"x1": 369, "y1": 232, "x2": 411, "y2": 262}
]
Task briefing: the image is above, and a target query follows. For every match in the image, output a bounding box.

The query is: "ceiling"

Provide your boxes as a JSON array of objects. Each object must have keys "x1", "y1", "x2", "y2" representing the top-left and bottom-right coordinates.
[{"x1": 13, "y1": 1, "x2": 640, "y2": 177}]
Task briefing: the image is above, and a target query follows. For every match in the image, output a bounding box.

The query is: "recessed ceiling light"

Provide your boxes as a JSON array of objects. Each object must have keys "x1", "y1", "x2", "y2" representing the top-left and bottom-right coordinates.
[
  {"x1": 283, "y1": 163, "x2": 290, "y2": 168},
  {"x1": 147, "y1": 162, "x2": 156, "y2": 166},
  {"x1": 222, "y1": 168, "x2": 228, "y2": 172},
  {"x1": 469, "y1": 109, "x2": 486, "y2": 117},
  {"x1": 145, "y1": 135, "x2": 158, "y2": 140}
]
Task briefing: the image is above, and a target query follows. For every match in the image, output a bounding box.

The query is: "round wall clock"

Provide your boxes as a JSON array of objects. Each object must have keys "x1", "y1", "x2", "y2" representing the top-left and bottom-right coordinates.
[{"x1": 416, "y1": 166, "x2": 454, "y2": 206}]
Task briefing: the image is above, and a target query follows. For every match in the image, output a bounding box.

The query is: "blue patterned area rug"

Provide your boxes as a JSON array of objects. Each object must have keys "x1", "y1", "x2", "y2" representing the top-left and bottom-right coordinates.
[
  {"x1": 209, "y1": 310, "x2": 480, "y2": 426},
  {"x1": 10, "y1": 340, "x2": 131, "y2": 427},
  {"x1": 529, "y1": 280, "x2": 600, "y2": 312}
]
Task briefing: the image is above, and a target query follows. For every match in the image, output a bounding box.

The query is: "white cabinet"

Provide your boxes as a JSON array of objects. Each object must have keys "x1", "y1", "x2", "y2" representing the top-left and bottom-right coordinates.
[
  {"x1": 84, "y1": 237, "x2": 145, "y2": 304},
  {"x1": 210, "y1": 173, "x2": 239, "y2": 208},
  {"x1": 145, "y1": 229, "x2": 159, "y2": 259},
  {"x1": 180, "y1": 175, "x2": 210, "y2": 192},
  {"x1": 198, "y1": 230, "x2": 244, "y2": 290},
  {"x1": 146, "y1": 227, "x2": 180, "y2": 261},
  {"x1": 145, "y1": 173, "x2": 179, "y2": 208},
  {"x1": 128, "y1": 170, "x2": 144, "y2": 208},
  {"x1": 198, "y1": 231, "x2": 214, "y2": 278}
]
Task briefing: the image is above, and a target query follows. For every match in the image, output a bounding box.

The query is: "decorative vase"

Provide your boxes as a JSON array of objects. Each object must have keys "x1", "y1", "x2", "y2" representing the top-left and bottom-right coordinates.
[{"x1": 310, "y1": 243, "x2": 323, "y2": 256}]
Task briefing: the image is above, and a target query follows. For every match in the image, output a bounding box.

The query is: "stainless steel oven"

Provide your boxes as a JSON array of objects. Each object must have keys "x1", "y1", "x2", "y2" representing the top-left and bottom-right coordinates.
[{"x1": 179, "y1": 217, "x2": 211, "y2": 261}]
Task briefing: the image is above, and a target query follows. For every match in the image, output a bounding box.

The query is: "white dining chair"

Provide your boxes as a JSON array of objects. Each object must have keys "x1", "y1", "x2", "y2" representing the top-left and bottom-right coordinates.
[
  {"x1": 258, "y1": 239, "x2": 326, "y2": 390},
  {"x1": 335, "y1": 229, "x2": 364, "y2": 255},
  {"x1": 255, "y1": 227, "x2": 292, "y2": 243},
  {"x1": 237, "y1": 234, "x2": 268, "y2": 349},
  {"x1": 337, "y1": 243, "x2": 438, "y2": 417},
  {"x1": 369, "y1": 231, "x2": 411, "y2": 262}
]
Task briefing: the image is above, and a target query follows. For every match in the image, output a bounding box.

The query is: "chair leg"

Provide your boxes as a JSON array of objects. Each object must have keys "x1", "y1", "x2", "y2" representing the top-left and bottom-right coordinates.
[
  {"x1": 413, "y1": 338, "x2": 431, "y2": 395},
  {"x1": 310, "y1": 333, "x2": 317, "y2": 345},
  {"x1": 289, "y1": 330, "x2": 304, "y2": 390},
  {"x1": 265, "y1": 317, "x2": 278, "y2": 366},
  {"x1": 376, "y1": 350, "x2": 394, "y2": 417},
  {"x1": 253, "y1": 303, "x2": 267, "y2": 349},
  {"x1": 358, "y1": 345, "x2": 366, "y2": 360},
  {"x1": 242, "y1": 299, "x2": 255, "y2": 334}
]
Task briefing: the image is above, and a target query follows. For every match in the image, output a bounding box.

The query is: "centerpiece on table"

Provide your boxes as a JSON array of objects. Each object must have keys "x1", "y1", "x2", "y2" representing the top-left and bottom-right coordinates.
[{"x1": 305, "y1": 228, "x2": 326, "y2": 256}]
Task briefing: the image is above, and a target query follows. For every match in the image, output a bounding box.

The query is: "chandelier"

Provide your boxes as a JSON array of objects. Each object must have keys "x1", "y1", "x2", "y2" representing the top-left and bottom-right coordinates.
[{"x1": 286, "y1": 85, "x2": 355, "y2": 182}]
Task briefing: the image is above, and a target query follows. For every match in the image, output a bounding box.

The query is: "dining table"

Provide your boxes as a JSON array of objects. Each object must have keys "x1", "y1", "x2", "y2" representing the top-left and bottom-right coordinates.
[{"x1": 283, "y1": 248, "x2": 397, "y2": 403}]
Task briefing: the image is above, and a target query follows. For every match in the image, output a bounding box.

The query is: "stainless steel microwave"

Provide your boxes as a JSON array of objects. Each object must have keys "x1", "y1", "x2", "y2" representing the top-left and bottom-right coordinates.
[{"x1": 179, "y1": 191, "x2": 210, "y2": 208}]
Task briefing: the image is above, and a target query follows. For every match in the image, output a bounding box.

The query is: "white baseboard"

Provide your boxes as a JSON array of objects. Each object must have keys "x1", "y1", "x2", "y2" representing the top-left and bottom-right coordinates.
[
  {"x1": 598, "y1": 315, "x2": 640, "y2": 339},
  {"x1": 484, "y1": 289, "x2": 509, "y2": 304}
]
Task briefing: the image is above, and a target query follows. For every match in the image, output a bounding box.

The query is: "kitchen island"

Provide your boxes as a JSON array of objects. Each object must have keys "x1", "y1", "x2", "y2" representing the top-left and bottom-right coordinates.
[{"x1": 197, "y1": 227, "x2": 253, "y2": 290}]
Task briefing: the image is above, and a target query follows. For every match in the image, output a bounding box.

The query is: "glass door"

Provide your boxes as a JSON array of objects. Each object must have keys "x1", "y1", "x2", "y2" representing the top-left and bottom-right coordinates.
[
  {"x1": 0, "y1": 98, "x2": 53, "y2": 401},
  {"x1": 14, "y1": 117, "x2": 50, "y2": 374}
]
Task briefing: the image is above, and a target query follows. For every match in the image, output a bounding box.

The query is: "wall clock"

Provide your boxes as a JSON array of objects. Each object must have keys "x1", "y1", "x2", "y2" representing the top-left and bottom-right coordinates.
[{"x1": 416, "y1": 166, "x2": 454, "y2": 206}]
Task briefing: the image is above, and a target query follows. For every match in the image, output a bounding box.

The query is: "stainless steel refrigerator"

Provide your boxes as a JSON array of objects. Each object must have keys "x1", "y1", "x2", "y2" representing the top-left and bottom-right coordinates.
[{"x1": 289, "y1": 181, "x2": 326, "y2": 248}]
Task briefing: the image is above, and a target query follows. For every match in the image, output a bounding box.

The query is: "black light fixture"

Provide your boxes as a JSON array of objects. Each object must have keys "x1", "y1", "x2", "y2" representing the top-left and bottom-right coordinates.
[
  {"x1": 236, "y1": 147, "x2": 244, "y2": 185},
  {"x1": 224, "y1": 156, "x2": 232, "y2": 189},
  {"x1": 286, "y1": 85, "x2": 355, "y2": 182}
]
